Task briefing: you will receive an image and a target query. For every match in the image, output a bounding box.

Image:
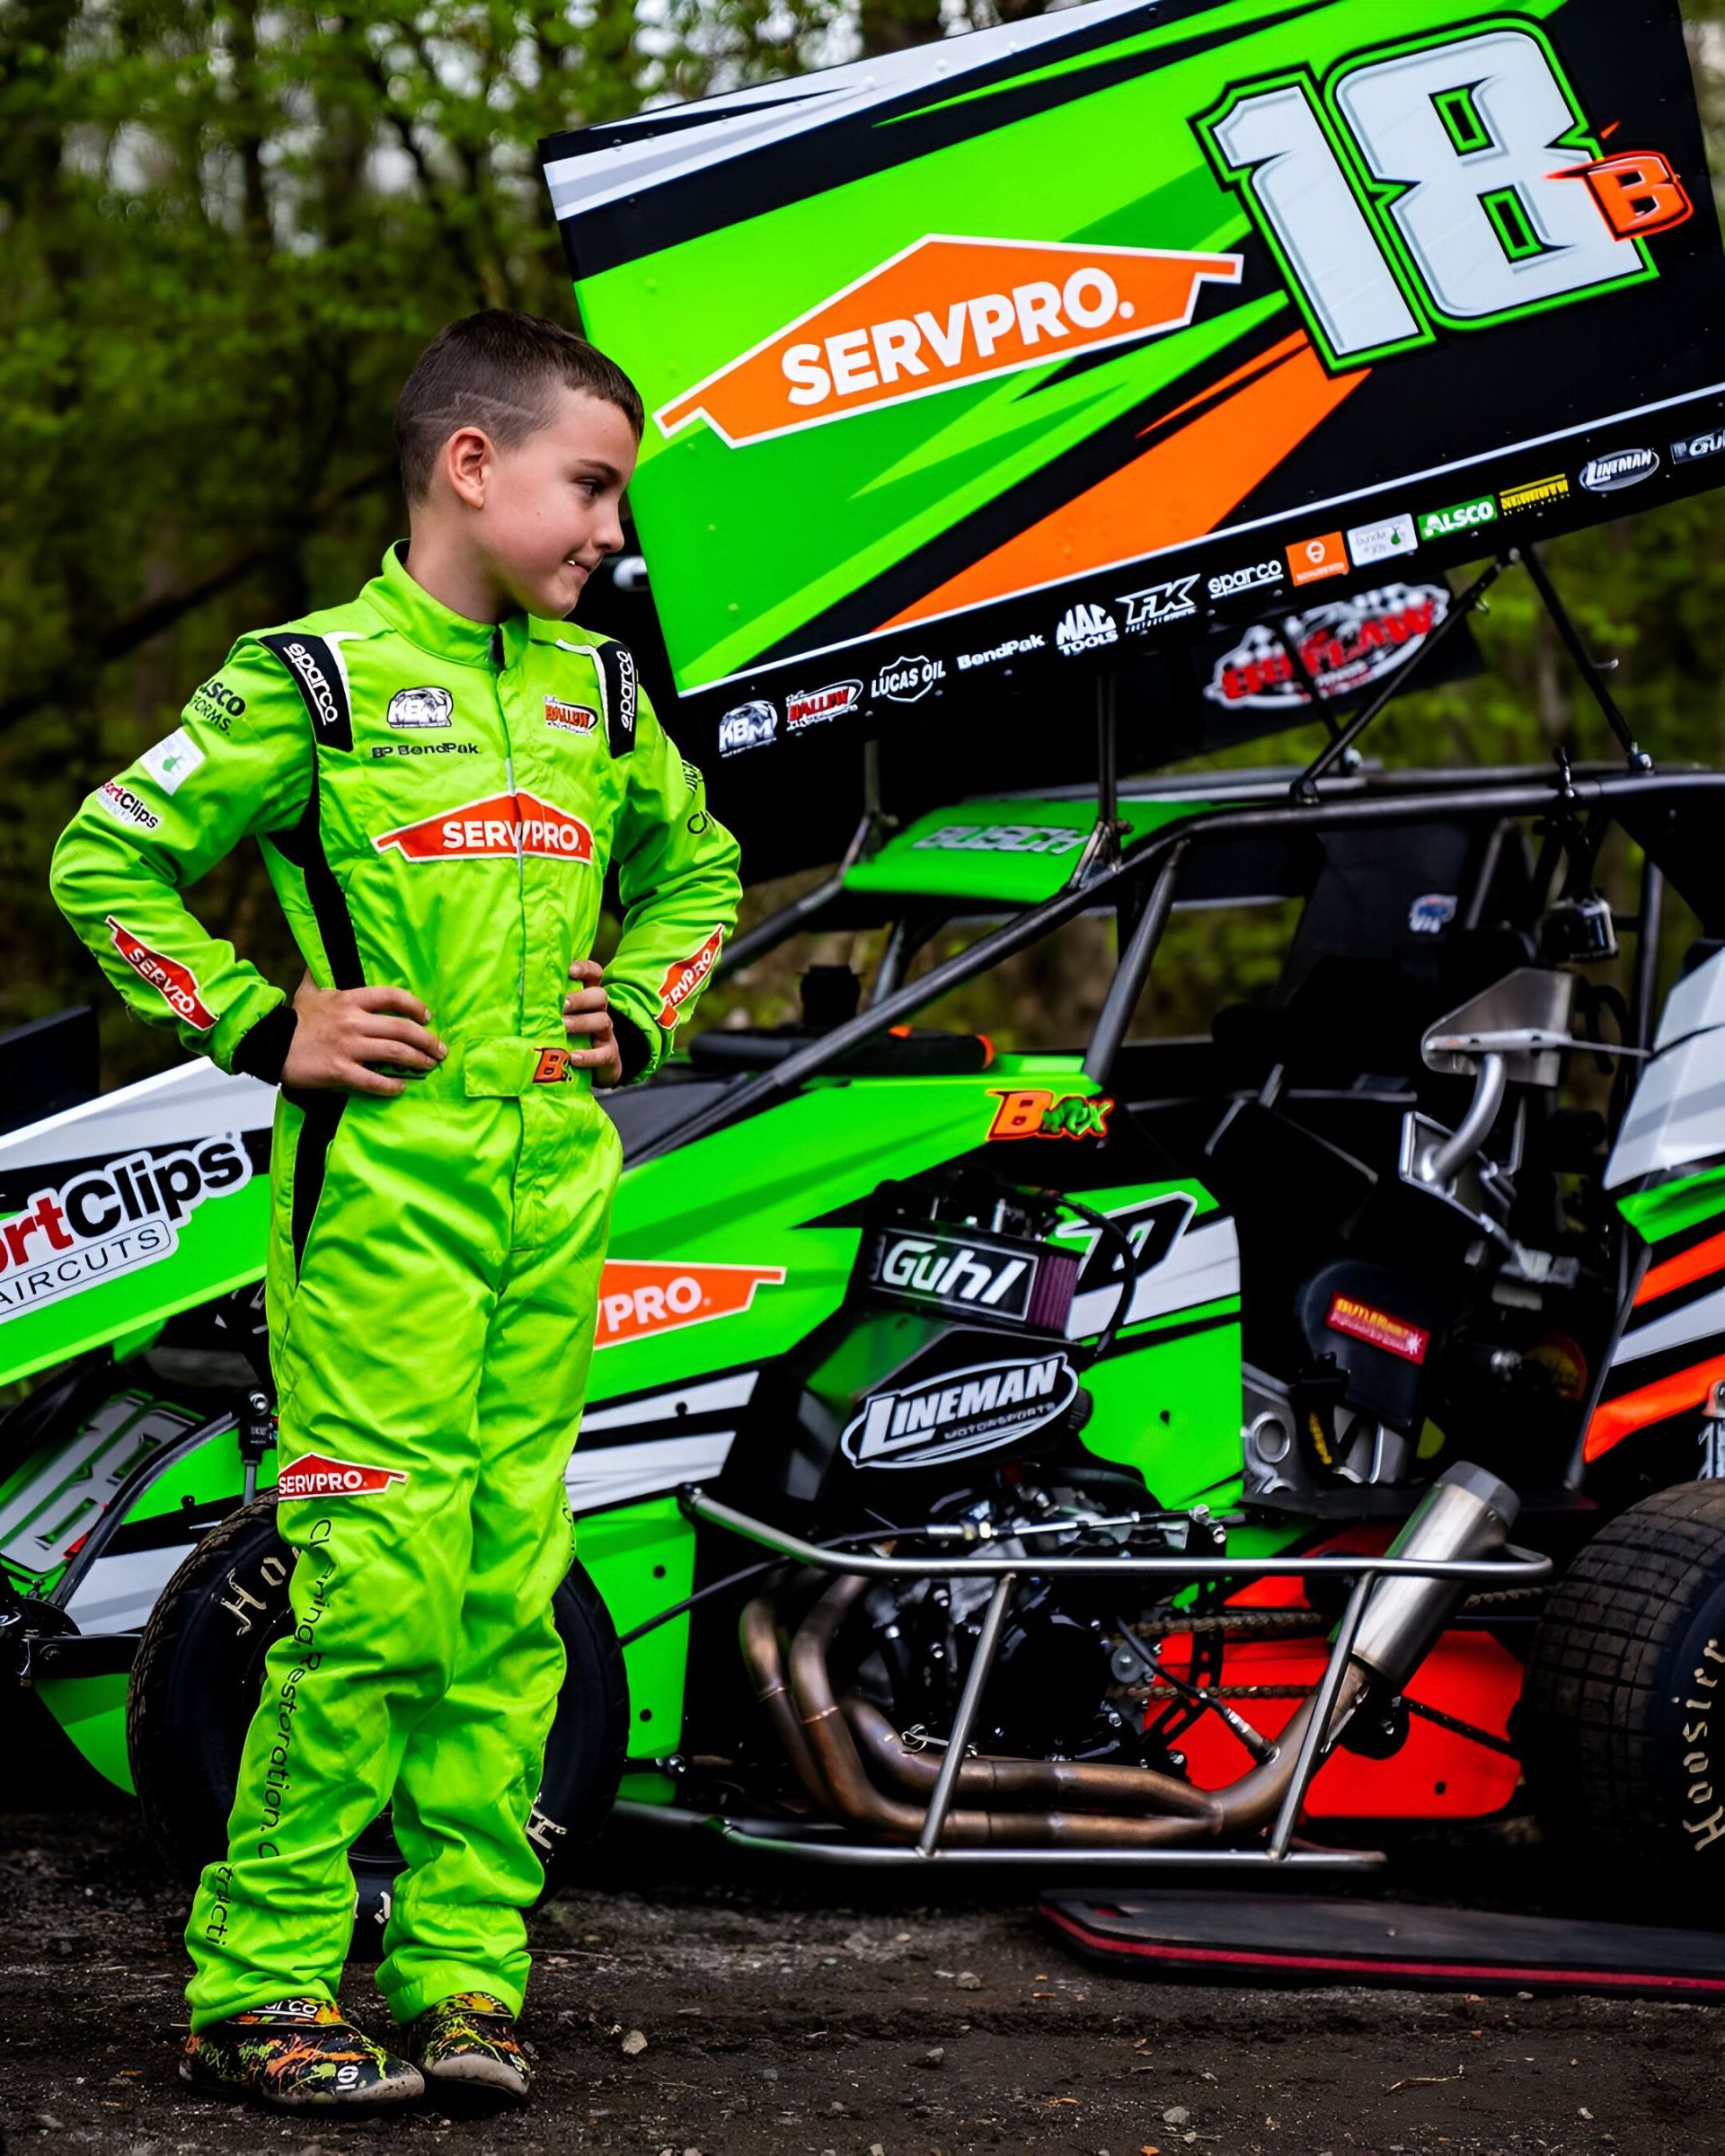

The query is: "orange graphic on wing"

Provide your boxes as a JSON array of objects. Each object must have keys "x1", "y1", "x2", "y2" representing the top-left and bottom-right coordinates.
[
  {"x1": 596, "y1": 1261, "x2": 786, "y2": 1347},
  {"x1": 880, "y1": 336, "x2": 1369, "y2": 630},
  {"x1": 657, "y1": 236, "x2": 1243, "y2": 447}
]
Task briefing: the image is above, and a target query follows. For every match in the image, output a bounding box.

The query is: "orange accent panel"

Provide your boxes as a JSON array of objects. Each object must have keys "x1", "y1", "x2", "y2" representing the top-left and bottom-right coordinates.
[
  {"x1": 1584, "y1": 1349, "x2": 1725, "y2": 1462},
  {"x1": 1135, "y1": 327, "x2": 1311, "y2": 437},
  {"x1": 880, "y1": 339, "x2": 1370, "y2": 631},
  {"x1": 1635, "y1": 1228, "x2": 1725, "y2": 1306}
]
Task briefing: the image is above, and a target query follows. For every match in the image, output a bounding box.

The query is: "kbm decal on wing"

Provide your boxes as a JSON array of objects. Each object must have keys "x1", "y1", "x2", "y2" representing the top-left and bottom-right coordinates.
[
  {"x1": 595, "y1": 1261, "x2": 786, "y2": 1347},
  {"x1": 106, "y1": 916, "x2": 217, "y2": 1029},
  {"x1": 277, "y1": 1453, "x2": 409, "y2": 1499},
  {"x1": 0, "y1": 1138, "x2": 250, "y2": 1322},
  {"x1": 656, "y1": 236, "x2": 1243, "y2": 447},
  {"x1": 842, "y1": 1352, "x2": 1080, "y2": 1469},
  {"x1": 372, "y1": 793, "x2": 595, "y2": 862},
  {"x1": 656, "y1": 928, "x2": 724, "y2": 1027},
  {"x1": 987, "y1": 1089, "x2": 1113, "y2": 1141},
  {"x1": 1204, "y1": 585, "x2": 1449, "y2": 712}
]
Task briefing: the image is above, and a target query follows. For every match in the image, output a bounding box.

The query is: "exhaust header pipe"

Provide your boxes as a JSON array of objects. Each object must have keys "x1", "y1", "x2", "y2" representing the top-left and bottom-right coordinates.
[{"x1": 1349, "y1": 1462, "x2": 1519, "y2": 1689}]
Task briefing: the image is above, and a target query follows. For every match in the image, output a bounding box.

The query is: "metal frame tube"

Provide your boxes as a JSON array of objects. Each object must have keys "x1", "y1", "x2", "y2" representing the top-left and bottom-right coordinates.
[
  {"x1": 916, "y1": 1574, "x2": 1014, "y2": 1855},
  {"x1": 1267, "y1": 1574, "x2": 1373, "y2": 1860}
]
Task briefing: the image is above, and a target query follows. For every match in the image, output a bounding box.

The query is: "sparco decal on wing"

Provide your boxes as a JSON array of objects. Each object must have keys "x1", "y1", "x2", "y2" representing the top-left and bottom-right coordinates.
[
  {"x1": 656, "y1": 927, "x2": 725, "y2": 1027},
  {"x1": 1204, "y1": 585, "x2": 1449, "y2": 711},
  {"x1": 0, "y1": 1136, "x2": 250, "y2": 1321},
  {"x1": 595, "y1": 1260, "x2": 786, "y2": 1346},
  {"x1": 277, "y1": 1453, "x2": 410, "y2": 1499},
  {"x1": 656, "y1": 237, "x2": 1243, "y2": 446},
  {"x1": 372, "y1": 793, "x2": 595, "y2": 862},
  {"x1": 841, "y1": 1352, "x2": 1080, "y2": 1469},
  {"x1": 106, "y1": 916, "x2": 217, "y2": 1029},
  {"x1": 786, "y1": 680, "x2": 862, "y2": 730}
]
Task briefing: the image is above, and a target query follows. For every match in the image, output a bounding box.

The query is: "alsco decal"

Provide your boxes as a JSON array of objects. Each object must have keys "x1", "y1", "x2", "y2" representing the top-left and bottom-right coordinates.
[
  {"x1": 372, "y1": 793, "x2": 595, "y2": 862},
  {"x1": 656, "y1": 236, "x2": 1243, "y2": 447},
  {"x1": 987, "y1": 1089, "x2": 1112, "y2": 1142},
  {"x1": 0, "y1": 1136, "x2": 250, "y2": 1322},
  {"x1": 1326, "y1": 1294, "x2": 1429, "y2": 1365},
  {"x1": 277, "y1": 1452, "x2": 409, "y2": 1499},
  {"x1": 656, "y1": 927, "x2": 724, "y2": 1027},
  {"x1": 107, "y1": 916, "x2": 217, "y2": 1029},
  {"x1": 595, "y1": 1260, "x2": 786, "y2": 1348},
  {"x1": 545, "y1": 697, "x2": 598, "y2": 735}
]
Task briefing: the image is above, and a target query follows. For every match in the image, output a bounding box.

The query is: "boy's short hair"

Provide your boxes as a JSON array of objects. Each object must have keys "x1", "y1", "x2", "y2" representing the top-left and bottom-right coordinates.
[{"x1": 395, "y1": 310, "x2": 645, "y2": 501}]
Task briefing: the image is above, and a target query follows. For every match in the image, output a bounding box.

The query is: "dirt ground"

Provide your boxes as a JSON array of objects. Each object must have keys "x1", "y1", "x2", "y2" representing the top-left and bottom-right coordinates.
[{"x1": 3, "y1": 1718, "x2": 1721, "y2": 2156}]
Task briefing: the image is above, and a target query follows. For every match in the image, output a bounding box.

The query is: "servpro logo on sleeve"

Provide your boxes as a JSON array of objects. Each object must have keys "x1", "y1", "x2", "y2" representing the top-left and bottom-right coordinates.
[
  {"x1": 373, "y1": 793, "x2": 595, "y2": 862},
  {"x1": 106, "y1": 916, "x2": 217, "y2": 1029},
  {"x1": 656, "y1": 236, "x2": 1243, "y2": 447},
  {"x1": 277, "y1": 1452, "x2": 410, "y2": 1499},
  {"x1": 655, "y1": 928, "x2": 725, "y2": 1028}
]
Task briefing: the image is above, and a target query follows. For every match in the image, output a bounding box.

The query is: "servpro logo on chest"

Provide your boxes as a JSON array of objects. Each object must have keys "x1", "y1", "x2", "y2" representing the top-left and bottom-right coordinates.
[{"x1": 373, "y1": 792, "x2": 594, "y2": 862}]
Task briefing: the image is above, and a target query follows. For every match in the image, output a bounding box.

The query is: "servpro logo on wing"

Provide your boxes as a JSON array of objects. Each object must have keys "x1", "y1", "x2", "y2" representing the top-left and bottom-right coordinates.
[
  {"x1": 107, "y1": 916, "x2": 217, "y2": 1029},
  {"x1": 657, "y1": 235, "x2": 1243, "y2": 447},
  {"x1": 595, "y1": 1260, "x2": 786, "y2": 1347},
  {"x1": 373, "y1": 793, "x2": 594, "y2": 862},
  {"x1": 277, "y1": 1452, "x2": 409, "y2": 1499},
  {"x1": 656, "y1": 928, "x2": 724, "y2": 1028}
]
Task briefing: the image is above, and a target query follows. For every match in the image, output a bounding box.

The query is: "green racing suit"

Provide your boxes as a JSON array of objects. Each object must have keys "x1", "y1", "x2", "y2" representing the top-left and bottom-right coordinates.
[{"x1": 49, "y1": 541, "x2": 741, "y2": 2028}]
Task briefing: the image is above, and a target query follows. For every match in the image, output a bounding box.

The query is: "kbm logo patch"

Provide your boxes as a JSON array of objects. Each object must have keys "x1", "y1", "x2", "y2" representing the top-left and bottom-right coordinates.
[
  {"x1": 987, "y1": 1089, "x2": 1113, "y2": 1142},
  {"x1": 107, "y1": 916, "x2": 216, "y2": 1029},
  {"x1": 656, "y1": 928, "x2": 725, "y2": 1028},
  {"x1": 656, "y1": 236, "x2": 1243, "y2": 446},
  {"x1": 595, "y1": 1261, "x2": 785, "y2": 1347},
  {"x1": 277, "y1": 1453, "x2": 410, "y2": 1499}
]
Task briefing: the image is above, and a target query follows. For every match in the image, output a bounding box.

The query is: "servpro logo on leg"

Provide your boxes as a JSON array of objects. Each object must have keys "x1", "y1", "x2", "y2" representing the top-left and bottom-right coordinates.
[{"x1": 277, "y1": 1453, "x2": 409, "y2": 1499}]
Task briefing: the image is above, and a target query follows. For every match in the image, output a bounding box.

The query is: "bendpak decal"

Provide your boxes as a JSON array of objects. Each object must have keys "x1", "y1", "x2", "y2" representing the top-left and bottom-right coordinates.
[
  {"x1": 842, "y1": 1350, "x2": 1079, "y2": 1468},
  {"x1": 988, "y1": 1089, "x2": 1113, "y2": 1141},
  {"x1": 596, "y1": 1259, "x2": 786, "y2": 1347},
  {"x1": 107, "y1": 915, "x2": 217, "y2": 1029},
  {"x1": 1326, "y1": 1294, "x2": 1430, "y2": 1365},
  {"x1": 1204, "y1": 584, "x2": 1450, "y2": 711},
  {"x1": 372, "y1": 792, "x2": 595, "y2": 862},
  {"x1": 655, "y1": 927, "x2": 724, "y2": 1027},
  {"x1": 544, "y1": 697, "x2": 598, "y2": 734},
  {"x1": 0, "y1": 1136, "x2": 251, "y2": 1322},
  {"x1": 278, "y1": 1452, "x2": 410, "y2": 1499},
  {"x1": 657, "y1": 237, "x2": 1243, "y2": 447}
]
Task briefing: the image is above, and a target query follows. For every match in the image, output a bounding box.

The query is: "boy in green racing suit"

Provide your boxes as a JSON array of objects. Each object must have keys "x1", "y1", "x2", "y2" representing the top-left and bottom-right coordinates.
[{"x1": 49, "y1": 312, "x2": 741, "y2": 2110}]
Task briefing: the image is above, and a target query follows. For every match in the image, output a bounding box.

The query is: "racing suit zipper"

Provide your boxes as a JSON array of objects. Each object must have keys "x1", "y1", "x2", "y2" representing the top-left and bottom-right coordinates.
[{"x1": 491, "y1": 624, "x2": 528, "y2": 1029}]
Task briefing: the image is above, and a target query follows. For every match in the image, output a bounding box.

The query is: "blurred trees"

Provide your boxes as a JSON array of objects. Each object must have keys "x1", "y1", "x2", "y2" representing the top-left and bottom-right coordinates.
[{"x1": 3, "y1": 0, "x2": 1724, "y2": 1083}]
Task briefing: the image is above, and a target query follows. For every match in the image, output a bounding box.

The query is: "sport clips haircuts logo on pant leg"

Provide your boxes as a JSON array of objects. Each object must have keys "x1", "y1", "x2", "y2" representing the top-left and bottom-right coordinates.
[{"x1": 0, "y1": 1137, "x2": 250, "y2": 1321}]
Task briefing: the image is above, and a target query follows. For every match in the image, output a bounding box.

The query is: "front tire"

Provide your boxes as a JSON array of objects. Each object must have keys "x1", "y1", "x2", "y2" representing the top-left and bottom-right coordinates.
[
  {"x1": 127, "y1": 1496, "x2": 627, "y2": 1957},
  {"x1": 1523, "y1": 1480, "x2": 1725, "y2": 1914}
]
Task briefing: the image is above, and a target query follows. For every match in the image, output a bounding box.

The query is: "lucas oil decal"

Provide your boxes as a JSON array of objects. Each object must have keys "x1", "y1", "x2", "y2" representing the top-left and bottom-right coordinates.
[
  {"x1": 842, "y1": 1352, "x2": 1079, "y2": 1470},
  {"x1": 656, "y1": 928, "x2": 724, "y2": 1028},
  {"x1": 987, "y1": 1089, "x2": 1112, "y2": 1142},
  {"x1": 656, "y1": 237, "x2": 1242, "y2": 447},
  {"x1": 373, "y1": 793, "x2": 595, "y2": 862},
  {"x1": 595, "y1": 1261, "x2": 785, "y2": 1348},
  {"x1": 1204, "y1": 585, "x2": 1449, "y2": 712},
  {"x1": 277, "y1": 1452, "x2": 409, "y2": 1499},
  {"x1": 0, "y1": 1137, "x2": 250, "y2": 1322},
  {"x1": 107, "y1": 916, "x2": 217, "y2": 1029}
]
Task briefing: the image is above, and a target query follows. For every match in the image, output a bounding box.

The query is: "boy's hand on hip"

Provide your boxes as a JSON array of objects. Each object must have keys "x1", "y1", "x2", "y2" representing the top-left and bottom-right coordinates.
[
  {"x1": 564, "y1": 959, "x2": 622, "y2": 1088},
  {"x1": 284, "y1": 977, "x2": 447, "y2": 1097}
]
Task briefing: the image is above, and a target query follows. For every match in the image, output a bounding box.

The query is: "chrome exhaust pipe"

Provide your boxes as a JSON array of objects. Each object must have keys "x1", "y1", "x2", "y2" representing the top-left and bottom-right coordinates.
[{"x1": 1349, "y1": 1462, "x2": 1519, "y2": 1687}]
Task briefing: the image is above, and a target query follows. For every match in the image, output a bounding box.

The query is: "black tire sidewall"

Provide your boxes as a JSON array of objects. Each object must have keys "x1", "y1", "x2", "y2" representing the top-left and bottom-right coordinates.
[
  {"x1": 1646, "y1": 1586, "x2": 1725, "y2": 1874},
  {"x1": 128, "y1": 1498, "x2": 627, "y2": 1956}
]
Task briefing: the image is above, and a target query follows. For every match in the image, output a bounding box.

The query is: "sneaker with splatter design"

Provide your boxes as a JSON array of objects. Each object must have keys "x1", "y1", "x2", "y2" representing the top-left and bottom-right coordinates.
[
  {"x1": 404, "y1": 1992, "x2": 530, "y2": 2103},
  {"x1": 180, "y1": 1998, "x2": 425, "y2": 2108}
]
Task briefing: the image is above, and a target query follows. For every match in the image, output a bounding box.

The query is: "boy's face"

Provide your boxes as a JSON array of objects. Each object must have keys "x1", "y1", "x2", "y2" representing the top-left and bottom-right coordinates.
[{"x1": 468, "y1": 386, "x2": 638, "y2": 618}]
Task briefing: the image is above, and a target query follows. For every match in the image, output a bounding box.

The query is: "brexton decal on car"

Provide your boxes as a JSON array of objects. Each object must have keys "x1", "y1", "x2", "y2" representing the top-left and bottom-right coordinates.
[
  {"x1": 106, "y1": 916, "x2": 217, "y2": 1029},
  {"x1": 371, "y1": 793, "x2": 595, "y2": 862},
  {"x1": 277, "y1": 1453, "x2": 410, "y2": 1500},
  {"x1": 656, "y1": 927, "x2": 726, "y2": 1027},
  {"x1": 841, "y1": 1351, "x2": 1081, "y2": 1469},
  {"x1": 0, "y1": 1136, "x2": 250, "y2": 1321},
  {"x1": 655, "y1": 236, "x2": 1243, "y2": 447}
]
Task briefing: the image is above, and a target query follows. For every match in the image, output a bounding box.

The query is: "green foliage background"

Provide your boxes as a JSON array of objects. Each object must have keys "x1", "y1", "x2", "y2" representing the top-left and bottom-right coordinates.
[{"x1": 3, "y1": 0, "x2": 1723, "y2": 1083}]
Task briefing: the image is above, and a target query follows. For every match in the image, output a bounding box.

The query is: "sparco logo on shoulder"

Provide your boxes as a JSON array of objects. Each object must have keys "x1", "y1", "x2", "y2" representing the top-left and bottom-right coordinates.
[
  {"x1": 281, "y1": 641, "x2": 343, "y2": 734},
  {"x1": 842, "y1": 1352, "x2": 1079, "y2": 1469}
]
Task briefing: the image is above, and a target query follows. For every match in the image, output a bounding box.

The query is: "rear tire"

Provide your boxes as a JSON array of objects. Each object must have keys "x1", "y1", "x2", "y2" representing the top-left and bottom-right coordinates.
[
  {"x1": 127, "y1": 1496, "x2": 627, "y2": 1957},
  {"x1": 1523, "y1": 1480, "x2": 1725, "y2": 1916}
]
